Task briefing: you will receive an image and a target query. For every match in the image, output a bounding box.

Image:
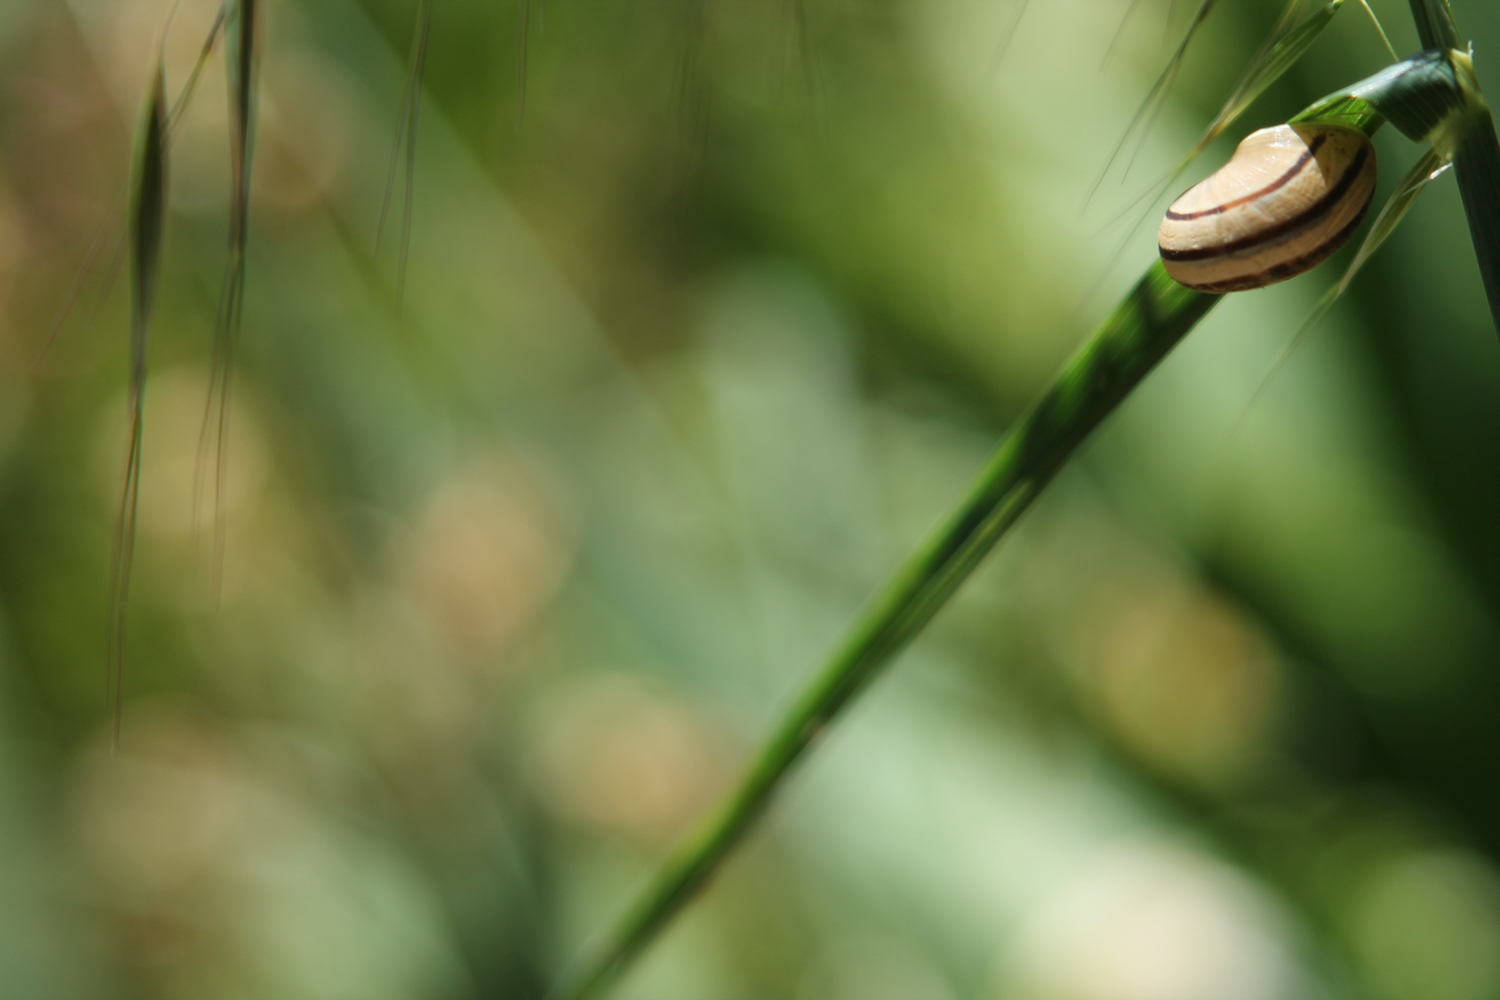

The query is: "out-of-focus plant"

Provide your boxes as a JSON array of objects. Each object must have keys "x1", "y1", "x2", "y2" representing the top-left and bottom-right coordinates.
[{"x1": 12, "y1": 0, "x2": 1500, "y2": 998}]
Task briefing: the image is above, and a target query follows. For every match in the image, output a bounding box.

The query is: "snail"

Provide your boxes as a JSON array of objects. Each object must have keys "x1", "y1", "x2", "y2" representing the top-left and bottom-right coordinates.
[{"x1": 1158, "y1": 123, "x2": 1377, "y2": 292}]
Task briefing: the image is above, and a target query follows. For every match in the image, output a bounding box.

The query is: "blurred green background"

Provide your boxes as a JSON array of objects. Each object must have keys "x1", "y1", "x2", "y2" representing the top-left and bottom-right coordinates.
[{"x1": 2, "y1": 0, "x2": 1500, "y2": 997}]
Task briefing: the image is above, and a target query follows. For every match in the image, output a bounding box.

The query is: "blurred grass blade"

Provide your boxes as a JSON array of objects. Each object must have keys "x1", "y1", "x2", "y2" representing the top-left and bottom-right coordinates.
[
  {"x1": 167, "y1": 1, "x2": 229, "y2": 132},
  {"x1": 550, "y1": 264, "x2": 1221, "y2": 1000},
  {"x1": 108, "y1": 65, "x2": 169, "y2": 749},
  {"x1": 1087, "y1": 0, "x2": 1218, "y2": 205},
  {"x1": 32, "y1": 210, "x2": 122, "y2": 371},
  {"x1": 992, "y1": 0, "x2": 1033, "y2": 65},
  {"x1": 375, "y1": 0, "x2": 432, "y2": 313},
  {"x1": 35, "y1": 7, "x2": 227, "y2": 370},
  {"x1": 518, "y1": 0, "x2": 532, "y2": 126},
  {"x1": 199, "y1": 0, "x2": 259, "y2": 593},
  {"x1": 1101, "y1": 0, "x2": 1147, "y2": 70},
  {"x1": 374, "y1": 4, "x2": 416, "y2": 252}
]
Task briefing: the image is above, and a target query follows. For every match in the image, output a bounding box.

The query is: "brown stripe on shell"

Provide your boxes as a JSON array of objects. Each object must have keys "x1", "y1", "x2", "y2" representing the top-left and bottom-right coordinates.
[
  {"x1": 1173, "y1": 197, "x2": 1373, "y2": 293},
  {"x1": 1159, "y1": 141, "x2": 1372, "y2": 263},
  {"x1": 1164, "y1": 133, "x2": 1327, "y2": 222}
]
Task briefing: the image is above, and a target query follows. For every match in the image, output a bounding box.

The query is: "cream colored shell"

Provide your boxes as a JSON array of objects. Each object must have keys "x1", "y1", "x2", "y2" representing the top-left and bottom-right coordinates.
[{"x1": 1158, "y1": 124, "x2": 1376, "y2": 293}]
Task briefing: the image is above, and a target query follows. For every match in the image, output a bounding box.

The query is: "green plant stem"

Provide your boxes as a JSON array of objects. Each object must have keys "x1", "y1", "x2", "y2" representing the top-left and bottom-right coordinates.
[
  {"x1": 1405, "y1": 0, "x2": 1500, "y2": 335},
  {"x1": 550, "y1": 43, "x2": 1493, "y2": 998},
  {"x1": 551, "y1": 263, "x2": 1219, "y2": 1000},
  {"x1": 1452, "y1": 107, "x2": 1500, "y2": 333},
  {"x1": 1406, "y1": 0, "x2": 1459, "y2": 50}
]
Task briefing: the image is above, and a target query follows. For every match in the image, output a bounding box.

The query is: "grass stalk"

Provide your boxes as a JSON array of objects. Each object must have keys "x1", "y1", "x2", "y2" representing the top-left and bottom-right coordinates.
[
  {"x1": 1405, "y1": 0, "x2": 1500, "y2": 335},
  {"x1": 198, "y1": 0, "x2": 259, "y2": 594},
  {"x1": 374, "y1": 0, "x2": 432, "y2": 312},
  {"x1": 550, "y1": 45, "x2": 1487, "y2": 998},
  {"x1": 551, "y1": 263, "x2": 1220, "y2": 1000},
  {"x1": 1450, "y1": 82, "x2": 1500, "y2": 334},
  {"x1": 107, "y1": 65, "x2": 169, "y2": 750}
]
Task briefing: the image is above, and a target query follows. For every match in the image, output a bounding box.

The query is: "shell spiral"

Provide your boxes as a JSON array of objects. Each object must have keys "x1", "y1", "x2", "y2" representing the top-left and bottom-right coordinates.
[{"x1": 1158, "y1": 124, "x2": 1376, "y2": 293}]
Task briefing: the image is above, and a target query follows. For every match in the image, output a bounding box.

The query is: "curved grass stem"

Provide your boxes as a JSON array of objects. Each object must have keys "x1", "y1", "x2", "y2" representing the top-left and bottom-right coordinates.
[{"x1": 550, "y1": 264, "x2": 1220, "y2": 1000}]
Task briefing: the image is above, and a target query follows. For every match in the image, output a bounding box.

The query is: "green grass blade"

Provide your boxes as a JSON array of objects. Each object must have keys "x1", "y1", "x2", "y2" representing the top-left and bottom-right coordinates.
[
  {"x1": 1399, "y1": 0, "x2": 1500, "y2": 335},
  {"x1": 1354, "y1": 0, "x2": 1399, "y2": 61},
  {"x1": 1101, "y1": 0, "x2": 1147, "y2": 69},
  {"x1": 1451, "y1": 103, "x2": 1500, "y2": 334},
  {"x1": 549, "y1": 50, "x2": 1493, "y2": 995},
  {"x1": 108, "y1": 64, "x2": 169, "y2": 750},
  {"x1": 549, "y1": 264, "x2": 1221, "y2": 1000},
  {"x1": 1444, "y1": 51, "x2": 1500, "y2": 336},
  {"x1": 1406, "y1": 0, "x2": 1459, "y2": 49}
]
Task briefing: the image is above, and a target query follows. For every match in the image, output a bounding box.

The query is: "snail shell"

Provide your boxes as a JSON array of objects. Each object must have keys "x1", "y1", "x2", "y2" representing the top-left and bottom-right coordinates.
[{"x1": 1158, "y1": 123, "x2": 1376, "y2": 292}]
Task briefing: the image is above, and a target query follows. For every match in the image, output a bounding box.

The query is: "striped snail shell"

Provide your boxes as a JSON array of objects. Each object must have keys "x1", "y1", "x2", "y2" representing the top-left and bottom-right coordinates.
[{"x1": 1158, "y1": 123, "x2": 1376, "y2": 292}]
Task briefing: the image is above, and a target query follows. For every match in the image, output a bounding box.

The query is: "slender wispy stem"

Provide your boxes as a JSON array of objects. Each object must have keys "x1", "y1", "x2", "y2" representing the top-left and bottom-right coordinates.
[
  {"x1": 1102, "y1": 0, "x2": 1148, "y2": 70},
  {"x1": 375, "y1": 0, "x2": 432, "y2": 312},
  {"x1": 991, "y1": 0, "x2": 1033, "y2": 67},
  {"x1": 1355, "y1": 0, "x2": 1398, "y2": 62},
  {"x1": 167, "y1": 2, "x2": 230, "y2": 132},
  {"x1": 195, "y1": 0, "x2": 258, "y2": 600},
  {"x1": 33, "y1": 208, "x2": 122, "y2": 371},
  {"x1": 108, "y1": 64, "x2": 169, "y2": 750},
  {"x1": 518, "y1": 0, "x2": 531, "y2": 128},
  {"x1": 1115, "y1": 0, "x2": 1341, "y2": 228},
  {"x1": 1085, "y1": 0, "x2": 1218, "y2": 208}
]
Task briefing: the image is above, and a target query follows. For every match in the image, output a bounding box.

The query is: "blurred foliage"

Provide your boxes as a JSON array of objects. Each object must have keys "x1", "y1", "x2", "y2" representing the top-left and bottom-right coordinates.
[{"x1": 2, "y1": 0, "x2": 1500, "y2": 998}]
